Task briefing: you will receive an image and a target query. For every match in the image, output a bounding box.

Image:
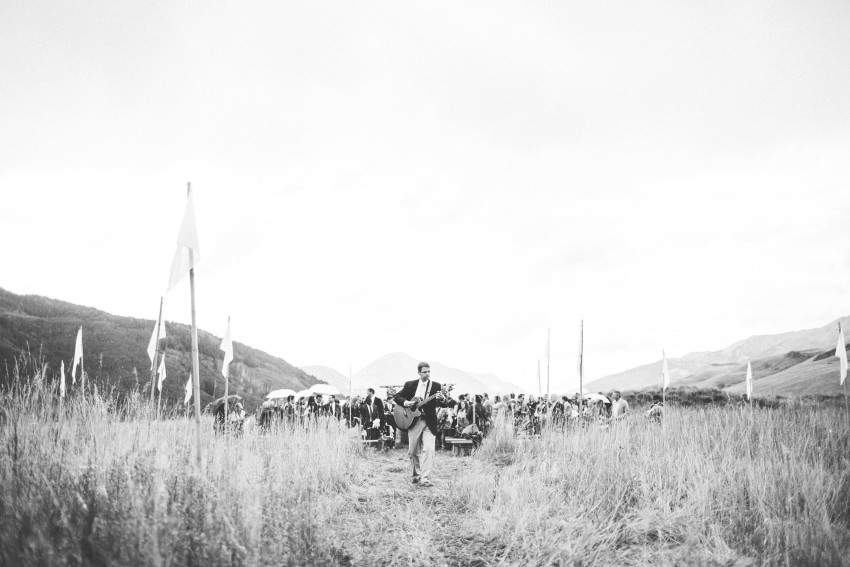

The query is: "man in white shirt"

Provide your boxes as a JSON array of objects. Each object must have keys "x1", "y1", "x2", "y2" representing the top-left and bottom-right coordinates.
[{"x1": 610, "y1": 390, "x2": 629, "y2": 420}]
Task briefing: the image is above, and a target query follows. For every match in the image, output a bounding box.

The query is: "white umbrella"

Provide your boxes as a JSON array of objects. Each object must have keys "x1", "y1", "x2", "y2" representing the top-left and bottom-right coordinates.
[
  {"x1": 295, "y1": 389, "x2": 313, "y2": 399},
  {"x1": 583, "y1": 393, "x2": 610, "y2": 404},
  {"x1": 309, "y1": 383, "x2": 341, "y2": 396},
  {"x1": 266, "y1": 388, "x2": 297, "y2": 400}
]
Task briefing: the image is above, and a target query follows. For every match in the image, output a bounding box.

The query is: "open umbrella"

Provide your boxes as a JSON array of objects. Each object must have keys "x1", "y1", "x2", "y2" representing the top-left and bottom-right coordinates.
[
  {"x1": 294, "y1": 389, "x2": 312, "y2": 399},
  {"x1": 266, "y1": 388, "x2": 297, "y2": 400},
  {"x1": 583, "y1": 393, "x2": 610, "y2": 404},
  {"x1": 205, "y1": 394, "x2": 243, "y2": 414},
  {"x1": 309, "y1": 383, "x2": 341, "y2": 396}
]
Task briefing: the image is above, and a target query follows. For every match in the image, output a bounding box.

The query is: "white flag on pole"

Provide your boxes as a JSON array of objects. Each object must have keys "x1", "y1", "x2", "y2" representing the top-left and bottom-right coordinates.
[
  {"x1": 184, "y1": 373, "x2": 193, "y2": 405},
  {"x1": 662, "y1": 350, "x2": 670, "y2": 391},
  {"x1": 166, "y1": 192, "x2": 201, "y2": 293},
  {"x1": 157, "y1": 355, "x2": 167, "y2": 392},
  {"x1": 147, "y1": 316, "x2": 166, "y2": 370},
  {"x1": 220, "y1": 318, "x2": 233, "y2": 378},
  {"x1": 837, "y1": 325, "x2": 847, "y2": 386},
  {"x1": 60, "y1": 360, "x2": 66, "y2": 398},
  {"x1": 745, "y1": 359, "x2": 753, "y2": 399},
  {"x1": 71, "y1": 326, "x2": 83, "y2": 385}
]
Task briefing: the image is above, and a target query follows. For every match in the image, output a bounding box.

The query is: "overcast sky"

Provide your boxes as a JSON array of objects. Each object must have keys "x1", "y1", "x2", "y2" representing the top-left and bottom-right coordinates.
[{"x1": 2, "y1": 1, "x2": 849, "y2": 394}]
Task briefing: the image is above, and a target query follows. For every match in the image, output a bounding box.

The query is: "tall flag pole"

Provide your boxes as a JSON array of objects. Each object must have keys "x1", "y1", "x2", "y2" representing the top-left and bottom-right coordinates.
[
  {"x1": 837, "y1": 323, "x2": 848, "y2": 420},
  {"x1": 71, "y1": 326, "x2": 84, "y2": 388},
  {"x1": 745, "y1": 359, "x2": 753, "y2": 404},
  {"x1": 148, "y1": 297, "x2": 165, "y2": 407},
  {"x1": 166, "y1": 182, "x2": 203, "y2": 468},
  {"x1": 220, "y1": 316, "x2": 233, "y2": 426}
]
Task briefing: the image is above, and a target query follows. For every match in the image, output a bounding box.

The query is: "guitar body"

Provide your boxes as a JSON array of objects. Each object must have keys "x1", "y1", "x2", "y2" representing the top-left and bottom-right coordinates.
[
  {"x1": 392, "y1": 404, "x2": 421, "y2": 431},
  {"x1": 392, "y1": 394, "x2": 440, "y2": 431}
]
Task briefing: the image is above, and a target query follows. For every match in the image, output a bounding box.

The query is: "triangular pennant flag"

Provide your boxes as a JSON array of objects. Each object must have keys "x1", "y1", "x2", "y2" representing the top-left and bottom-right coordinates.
[
  {"x1": 184, "y1": 373, "x2": 193, "y2": 405},
  {"x1": 157, "y1": 355, "x2": 167, "y2": 392},
  {"x1": 837, "y1": 325, "x2": 847, "y2": 386},
  {"x1": 166, "y1": 192, "x2": 201, "y2": 293},
  {"x1": 662, "y1": 350, "x2": 670, "y2": 391},
  {"x1": 147, "y1": 312, "x2": 166, "y2": 370},
  {"x1": 60, "y1": 360, "x2": 66, "y2": 398},
  {"x1": 746, "y1": 359, "x2": 753, "y2": 399},
  {"x1": 71, "y1": 326, "x2": 83, "y2": 385},
  {"x1": 220, "y1": 318, "x2": 233, "y2": 378}
]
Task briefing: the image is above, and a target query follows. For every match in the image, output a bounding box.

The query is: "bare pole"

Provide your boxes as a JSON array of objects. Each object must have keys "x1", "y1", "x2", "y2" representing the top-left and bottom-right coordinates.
[
  {"x1": 579, "y1": 320, "x2": 584, "y2": 400},
  {"x1": 188, "y1": 182, "x2": 203, "y2": 469},
  {"x1": 842, "y1": 323, "x2": 849, "y2": 425},
  {"x1": 224, "y1": 315, "x2": 230, "y2": 428},
  {"x1": 348, "y1": 364, "x2": 353, "y2": 427},
  {"x1": 546, "y1": 328, "x2": 551, "y2": 408},
  {"x1": 662, "y1": 349, "x2": 667, "y2": 434},
  {"x1": 149, "y1": 297, "x2": 164, "y2": 413}
]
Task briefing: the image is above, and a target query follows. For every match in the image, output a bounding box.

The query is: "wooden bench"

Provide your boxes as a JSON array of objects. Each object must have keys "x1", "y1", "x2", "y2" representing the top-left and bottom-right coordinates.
[{"x1": 443, "y1": 437, "x2": 473, "y2": 456}]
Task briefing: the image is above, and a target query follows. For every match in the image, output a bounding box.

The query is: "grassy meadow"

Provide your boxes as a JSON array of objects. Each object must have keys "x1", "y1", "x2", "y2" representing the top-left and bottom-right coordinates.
[{"x1": 2, "y1": 376, "x2": 850, "y2": 566}]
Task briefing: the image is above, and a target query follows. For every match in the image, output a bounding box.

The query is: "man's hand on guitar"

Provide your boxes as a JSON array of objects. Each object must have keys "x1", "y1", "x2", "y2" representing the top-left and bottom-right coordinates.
[{"x1": 404, "y1": 400, "x2": 415, "y2": 408}]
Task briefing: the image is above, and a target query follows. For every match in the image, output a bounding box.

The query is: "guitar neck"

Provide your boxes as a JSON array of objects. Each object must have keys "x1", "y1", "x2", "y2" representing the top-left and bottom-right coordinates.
[{"x1": 416, "y1": 392, "x2": 440, "y2": 408}]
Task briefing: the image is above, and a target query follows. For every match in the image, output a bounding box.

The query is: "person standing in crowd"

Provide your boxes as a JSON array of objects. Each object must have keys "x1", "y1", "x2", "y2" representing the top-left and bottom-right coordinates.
[
  {"x1": 467, "y1": 394, "x2": 489, "y2": 432},
  {"x1": 610, "y1": 390, "x2": 629, "y2": 420},
  {"x1": 492, "y1": 396, "x2": 506, "y2": 422},
  {"x1": 437, "y1": 399, "x2": 456, "y2": 449},
  {"x1": 368, "y1": 388, "x2": 385, "y2": 427},
  {"x1": 394, "y1": 361, "x2": 446, "y2": 487},
  {"x1": 645, "y1": 395, "x2": 663, "y2": 422},
  {"x1": 360, "y1": 389, "x2": 383, "y2": 442}
]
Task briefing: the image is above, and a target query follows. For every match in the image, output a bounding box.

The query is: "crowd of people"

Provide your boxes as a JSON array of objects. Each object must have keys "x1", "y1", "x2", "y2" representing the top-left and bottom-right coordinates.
[
  {"x1": 247, "y1": 361, "x2": 668, "y2": 489},
  {"x1": 252, "y1": 386, "x2": 664, "y2": 441}
]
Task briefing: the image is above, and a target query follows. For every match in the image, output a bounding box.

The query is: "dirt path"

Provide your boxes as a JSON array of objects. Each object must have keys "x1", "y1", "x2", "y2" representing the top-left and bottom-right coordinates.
[{"x1": 330, "y1": 444, "x2": 497, "y2": 567}]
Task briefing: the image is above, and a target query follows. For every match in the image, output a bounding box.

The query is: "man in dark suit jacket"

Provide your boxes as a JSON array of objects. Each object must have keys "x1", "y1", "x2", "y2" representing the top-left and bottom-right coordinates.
[
  {"x1": 360, "y1": 390, "x2": 383, "y2": 442},
  {"x1": 393, "y1": 361, "x2": 445, "y2": 487}
]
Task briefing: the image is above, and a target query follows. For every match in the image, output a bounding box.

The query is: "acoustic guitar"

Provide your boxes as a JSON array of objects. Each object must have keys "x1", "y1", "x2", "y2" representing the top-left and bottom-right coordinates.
[{"x1": 393, "y1": 391, "x2": 443, "y2": 431}]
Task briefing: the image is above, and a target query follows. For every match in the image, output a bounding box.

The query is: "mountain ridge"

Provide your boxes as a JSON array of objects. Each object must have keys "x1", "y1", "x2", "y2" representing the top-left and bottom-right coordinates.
[
  {"x1": 585, "y1": 316, "x2": 850, "y2": 397},
  {"x1": 0, "y1": 287, "x2": 318, "y2": 410}
]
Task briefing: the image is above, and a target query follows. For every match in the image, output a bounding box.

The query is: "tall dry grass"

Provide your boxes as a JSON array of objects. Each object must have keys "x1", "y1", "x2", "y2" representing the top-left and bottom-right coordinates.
[
  {"x1": 445, "y1": 407, "x2": 850, "y2": 566},
  {"x1": 0, "y1": 375, "x2": 357, "y2": 566},
  {"x1": 2, "y1": 368, "x2": 849, "y2": 566}
]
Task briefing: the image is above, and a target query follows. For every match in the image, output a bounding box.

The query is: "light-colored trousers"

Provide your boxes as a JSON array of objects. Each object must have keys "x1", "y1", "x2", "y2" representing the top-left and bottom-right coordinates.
[{"x1": 407, "y1": 418, "x2": 435, "y2": 481}]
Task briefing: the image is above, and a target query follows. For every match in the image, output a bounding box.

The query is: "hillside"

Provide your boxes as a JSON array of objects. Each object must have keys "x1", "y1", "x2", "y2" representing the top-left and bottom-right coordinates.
[
  {"x1": 0, "y1": 288, "x2": 318, "y2": 410},
  {"x1": 724, "y1": 351, "x2": 846, "y2": 397},
  {"x1": 586, "y1": 315, "x2": 850, "y2": 396}
]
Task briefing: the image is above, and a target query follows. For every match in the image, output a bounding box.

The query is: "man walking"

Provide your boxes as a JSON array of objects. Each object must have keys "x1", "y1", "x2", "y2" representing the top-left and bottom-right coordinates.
[{"x1": 394, "y1": 361, "x2": 445, "y2": 487}]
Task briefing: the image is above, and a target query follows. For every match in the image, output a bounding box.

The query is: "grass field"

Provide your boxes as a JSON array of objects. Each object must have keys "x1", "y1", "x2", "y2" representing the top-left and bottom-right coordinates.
[{"x1": 2, "y1": 380, "x2": 849, "y2": 566}]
